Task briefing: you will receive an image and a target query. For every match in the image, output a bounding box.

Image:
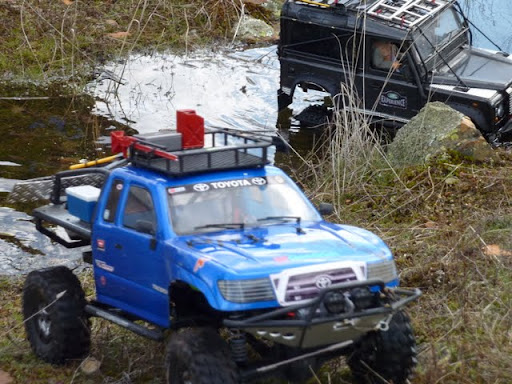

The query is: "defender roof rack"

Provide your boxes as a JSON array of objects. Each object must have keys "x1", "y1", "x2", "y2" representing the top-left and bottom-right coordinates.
[
  {"x1": 290, "y1": 0, "x2": 451, "y2": 29},
  {"x1": 367, "y1": 0, "x2": 450, "y2": 28},
  {"x1": 111, "y1": 110, "x2": 272, "y2": 177}
]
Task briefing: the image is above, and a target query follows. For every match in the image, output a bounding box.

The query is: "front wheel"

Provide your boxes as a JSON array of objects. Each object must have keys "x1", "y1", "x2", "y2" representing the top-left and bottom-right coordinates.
[
  {"x1": 347, "y1": 310, "x2": 417, "y2": 384},
  {"x1": 165, "y1": 327, "x2": 238, "y2": 384},
  {"x1": 22, "y1": 266, "x2": 90, "y2": 364}
]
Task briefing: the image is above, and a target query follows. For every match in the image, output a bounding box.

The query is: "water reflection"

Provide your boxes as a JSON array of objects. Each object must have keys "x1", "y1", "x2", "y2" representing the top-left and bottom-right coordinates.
[
  {"x1": 88, "y1": 46, "x2": 281, "y2": 135},
  {"x1": 0, "y1": 207, "x2": 82, "y2": 275},
  {"x1": 460, "y1": 0, "x2": 512, "y2": 52}
]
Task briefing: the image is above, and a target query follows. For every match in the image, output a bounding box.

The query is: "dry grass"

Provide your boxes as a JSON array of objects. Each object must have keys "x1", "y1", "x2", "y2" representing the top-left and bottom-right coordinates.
[{"x1": 0, "y1": 272, "x2": 165, "y2": 384}]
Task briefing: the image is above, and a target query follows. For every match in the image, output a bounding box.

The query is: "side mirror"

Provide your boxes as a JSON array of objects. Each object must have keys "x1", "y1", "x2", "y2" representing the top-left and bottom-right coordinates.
[
  {"x1": 318, "y1": 202, "x2": 334, "y2": 216},
  {"x1": 135, "y1": 219, "x2": 156, "y2": 236}
]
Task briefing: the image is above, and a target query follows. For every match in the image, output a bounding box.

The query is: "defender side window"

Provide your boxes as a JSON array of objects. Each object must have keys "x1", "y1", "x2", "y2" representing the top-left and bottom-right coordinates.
[
  {"x1": 123, "y1": 186, "x2": 156, "y2": 235},
  {"x1": 371, "y1": 40, "x2": 401, "y2": 71},
  {"x1": 103, "y1": 179, "x2": 123, "y2": 223}
]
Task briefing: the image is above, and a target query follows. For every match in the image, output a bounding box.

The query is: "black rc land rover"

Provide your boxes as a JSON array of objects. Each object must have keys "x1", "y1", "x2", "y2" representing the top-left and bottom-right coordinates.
[{"x1": 278, "y1": 0, "x2": 512, "y2": 139}]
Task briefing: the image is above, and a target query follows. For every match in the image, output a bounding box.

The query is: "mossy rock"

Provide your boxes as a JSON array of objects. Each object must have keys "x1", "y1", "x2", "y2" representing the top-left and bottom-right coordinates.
[{"x1": 387, "y1": 102, "x2": 497, "y2": 166}]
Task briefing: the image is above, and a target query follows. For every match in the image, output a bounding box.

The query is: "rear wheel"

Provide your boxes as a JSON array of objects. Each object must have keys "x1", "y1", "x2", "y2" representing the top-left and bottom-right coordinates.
[
  {"x1": 22, "y1": 266, "x2": 90, "y2": 364},
  {"x1": 165, "y1": 327, "x2": 238, "y2": 384},
  {"x1": 347, "y1": 310, "x2": 417, "y2": 384}
]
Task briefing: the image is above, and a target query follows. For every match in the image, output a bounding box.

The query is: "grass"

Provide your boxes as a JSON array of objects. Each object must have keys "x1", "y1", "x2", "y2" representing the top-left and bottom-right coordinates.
[
  {"x1": 0, "y1": 273, "x2": 165, "y2": 384},
  {"x1": 0, "y1": 0, "x2": 272, "y2": 92},
  {"x1": 286, "y1": 109, "x2": 512, "y2": 383},
  {"x1": 3, "y1": 116, "x2": 512, "y2": 383}
]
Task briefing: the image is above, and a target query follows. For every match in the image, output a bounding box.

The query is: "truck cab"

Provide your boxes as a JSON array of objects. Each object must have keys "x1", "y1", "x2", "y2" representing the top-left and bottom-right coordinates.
[{"x1": 278, "y1": 0, "x2": 512, "y2": 138}]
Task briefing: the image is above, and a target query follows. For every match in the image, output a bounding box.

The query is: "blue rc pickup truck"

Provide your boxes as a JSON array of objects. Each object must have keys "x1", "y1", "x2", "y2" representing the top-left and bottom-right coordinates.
[{"x1": 21, "y1": 110, "x2": 420, "y2": 384}]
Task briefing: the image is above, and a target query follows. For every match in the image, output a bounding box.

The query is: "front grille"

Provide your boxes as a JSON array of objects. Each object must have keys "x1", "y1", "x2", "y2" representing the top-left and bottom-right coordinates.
[{"x1": 284, "y1": 268, "x2": 357, "y2": 303}]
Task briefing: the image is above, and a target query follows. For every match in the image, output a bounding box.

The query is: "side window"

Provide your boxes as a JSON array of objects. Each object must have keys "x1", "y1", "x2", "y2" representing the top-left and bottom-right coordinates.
[
  {"x1": 103, "y1": 179, "x2": 123, "y2": 222},
  {"x1": 371, "y1": 40, "x2": 400, "y2": 71},
  {"x1": 123, "y1": 186, "x2": 156, "y2": 234}
]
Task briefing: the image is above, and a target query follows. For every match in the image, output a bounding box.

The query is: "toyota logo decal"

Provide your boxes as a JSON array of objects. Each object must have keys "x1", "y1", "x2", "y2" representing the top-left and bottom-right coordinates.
[
  {"x1": 315, "y1": 275, "x2": 332, "y2": 289},
  {"x1": 193, "y1": 183, "x2": 210, "y2": 192},
  {"x1": 252, "y1": 177, "x2": 266, "y2": 186}
]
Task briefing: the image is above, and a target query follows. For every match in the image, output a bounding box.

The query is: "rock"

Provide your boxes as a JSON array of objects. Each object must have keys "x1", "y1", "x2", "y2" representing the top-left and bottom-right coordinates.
[
  {"x1": 233, "y1": 15, "x2": 274, "y2": 41},
  {"x1": 262, "y1": 0, "x2": 283, "y2": 19},
  {"x1": 387, "y1": 102, "x2": 498, "y2": 166}
]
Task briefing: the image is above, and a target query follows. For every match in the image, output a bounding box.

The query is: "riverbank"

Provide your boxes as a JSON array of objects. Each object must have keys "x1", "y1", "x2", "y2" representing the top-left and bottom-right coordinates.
[{"x1": 0, "y1": 0, "x2": 277, "y2": 93}]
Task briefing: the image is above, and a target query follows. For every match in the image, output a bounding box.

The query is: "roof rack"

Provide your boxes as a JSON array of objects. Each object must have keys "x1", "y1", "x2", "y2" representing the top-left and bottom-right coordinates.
[
  {"x1": 368, "y1": 0, "x2": 449, "y2": 28},
  {"x1": 126, "y1": 128, "x2": 272, "y2": 176}
]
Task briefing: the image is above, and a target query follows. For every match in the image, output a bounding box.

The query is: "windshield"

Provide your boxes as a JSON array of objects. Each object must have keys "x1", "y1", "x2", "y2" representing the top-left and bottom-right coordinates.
[
  {"x1": 167, "y1": 176, "x2": 321, "y2": 234},
  {"x1": 414, "y1": 6, "x2": 464, "y2": 61}
]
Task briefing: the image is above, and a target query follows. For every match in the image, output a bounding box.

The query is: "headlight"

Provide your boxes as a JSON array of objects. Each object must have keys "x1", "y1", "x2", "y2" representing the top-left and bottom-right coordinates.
[
  {"x1": 218, "y1": 278, "x2": 275, "y2": 303},
  {"x1": 495, "y1": 103, "x2": 505, "y2": 118},
  {"x1": 367, "y1": 260, "x2": 398, "y2": 282}
]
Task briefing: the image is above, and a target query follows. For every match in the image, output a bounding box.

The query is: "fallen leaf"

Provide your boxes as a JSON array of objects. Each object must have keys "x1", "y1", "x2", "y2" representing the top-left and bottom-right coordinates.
[
  {"x1": 61, "y1": 0, "x2": 74, "y2": 5},
  {"x1": 80, "y1": 357, "x2": 101, "y2": 375},
  {"x1": 424, "y1": 221, "x2": 437, "y2": 228},
  {"x1": 105, "y1": 19, "x2": 119, "y2": 27},
  {"x1": 483, "y1": 244, "x2": 512, "y2": 257},
  {"x1": 0, "y1": 370, "x2": 13, "y2": 384},
  {"x1": 106, "y1": 31, "x2": 131, "y2": 39}
]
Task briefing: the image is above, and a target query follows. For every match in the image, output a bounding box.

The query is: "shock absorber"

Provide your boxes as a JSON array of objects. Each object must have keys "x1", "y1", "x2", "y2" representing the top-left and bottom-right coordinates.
[{"x1": 229, "y1": 329, "x2": 248, "y2": 364}]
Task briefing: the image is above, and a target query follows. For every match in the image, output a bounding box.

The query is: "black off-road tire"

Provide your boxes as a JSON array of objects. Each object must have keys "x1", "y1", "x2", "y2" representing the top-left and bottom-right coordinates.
[
  {"x1": 22, "y1": 266, "x2": 90, "y2": 364},
  {"x1": 165, "y1": 327, "x2": 238, "y2": 384},
  {"x1": 347, "y1": 310, "x2": 417, "y2": 384}
]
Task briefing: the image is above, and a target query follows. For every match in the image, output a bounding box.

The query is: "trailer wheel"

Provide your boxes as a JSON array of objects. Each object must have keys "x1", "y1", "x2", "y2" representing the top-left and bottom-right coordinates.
[
  {"x1": 165, "y1": 328, "x2": 238, "y2": 384},
  {"x1": 22, "y1": 266, "x2": 90, "y2": 364},
  {"x1": 347, "y1": 310, "x2": 417, "y2": 384}
]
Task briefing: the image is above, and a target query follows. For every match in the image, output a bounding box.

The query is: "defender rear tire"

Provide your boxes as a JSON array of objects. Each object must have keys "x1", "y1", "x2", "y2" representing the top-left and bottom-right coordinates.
[
  {"x1": 347, "y1": 310, "x2": 417, "y2": 384},
  {"x1": 165, "y1": 328, "x2": 238, "y2": 384},
  {"x1": 22, "y1": 266, "x2": 90, "y2": 364}
]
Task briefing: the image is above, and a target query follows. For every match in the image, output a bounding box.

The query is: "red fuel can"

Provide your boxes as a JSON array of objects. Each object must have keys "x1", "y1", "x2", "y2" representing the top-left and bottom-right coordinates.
[{"x1": 176, "y1": 110, "x2": 204, "y2": 149}]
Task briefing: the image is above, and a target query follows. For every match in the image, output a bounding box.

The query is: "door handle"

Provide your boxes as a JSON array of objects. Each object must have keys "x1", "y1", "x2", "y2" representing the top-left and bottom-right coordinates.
[{"x1": 115, "y1": 243, "x2": 122, "y2": 249}]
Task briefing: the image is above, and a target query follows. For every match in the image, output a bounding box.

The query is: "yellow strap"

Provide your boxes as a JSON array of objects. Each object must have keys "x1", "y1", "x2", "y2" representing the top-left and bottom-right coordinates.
[
  {"x1": 69, "y1": 154, "x2": 121, "y2": 170},
  {"x1": 296, "y1": 0, "x2": 330, "y2": 8}
]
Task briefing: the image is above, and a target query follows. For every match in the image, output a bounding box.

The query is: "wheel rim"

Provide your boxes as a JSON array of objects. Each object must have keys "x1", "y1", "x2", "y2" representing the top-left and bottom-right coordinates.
[{"x1": 34, "y1": 299, "x2": 52, "y2": 343}]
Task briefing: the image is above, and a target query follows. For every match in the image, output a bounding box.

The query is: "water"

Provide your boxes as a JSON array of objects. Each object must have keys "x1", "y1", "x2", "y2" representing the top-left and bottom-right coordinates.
[
  {"x1": 460, "y1": 0, "x2": 512, "y2": 52},
  {"x1": 0, "y1": 0, "x2": 511, "y2": 275},
  {"x1": 87, "y1": 47, "x2": 281, "y2": 134}
]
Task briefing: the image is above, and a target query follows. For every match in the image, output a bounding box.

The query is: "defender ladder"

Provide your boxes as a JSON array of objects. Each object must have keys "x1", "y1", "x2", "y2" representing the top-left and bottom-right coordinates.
[{"x1": 367, "y1": 0, "x2": 450, "y2": 28}]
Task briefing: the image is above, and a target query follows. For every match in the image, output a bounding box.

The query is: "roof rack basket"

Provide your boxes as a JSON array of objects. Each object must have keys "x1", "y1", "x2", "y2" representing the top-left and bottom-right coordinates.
[
  {"x1": 368, "y1": 0, "x2": 449, "y2": 28},
  {"x1": 128, "y1": 128, "x2": 273, "y2": 176}
]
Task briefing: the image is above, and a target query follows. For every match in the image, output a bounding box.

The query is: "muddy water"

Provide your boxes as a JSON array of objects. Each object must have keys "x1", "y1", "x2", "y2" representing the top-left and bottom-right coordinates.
[{"x1": 1, "y1": 0, "x2": 511, "y2": 275}]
